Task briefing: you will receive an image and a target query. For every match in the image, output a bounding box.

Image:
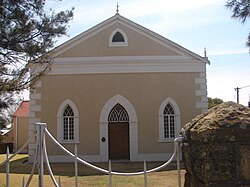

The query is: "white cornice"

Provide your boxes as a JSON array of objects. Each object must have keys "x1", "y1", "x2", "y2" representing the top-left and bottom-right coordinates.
[
  {"x1": 31, "y1": 55, "x2": 206, "y2": 75},
  {"x1": 53, "y1": 55, "x2": 197, "y2": 64},
  {"x1": 48, "y1": 64, "x2": 205, "y2": 75},
  {"x1": 32, "y1": 56, "x2": 206, "y2": 75}
]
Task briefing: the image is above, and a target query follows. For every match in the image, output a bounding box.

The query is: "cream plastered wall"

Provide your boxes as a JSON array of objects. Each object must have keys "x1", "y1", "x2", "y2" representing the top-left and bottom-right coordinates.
[
  {"x1": 36, "y1": 72, "x2": 200, "y2": 156},
  {"x1": 13, "y1": 117, "x2": 29, "y2": 152},
  {"x1": 57, "y1": 23, "x2": 180, "y2": 58}
]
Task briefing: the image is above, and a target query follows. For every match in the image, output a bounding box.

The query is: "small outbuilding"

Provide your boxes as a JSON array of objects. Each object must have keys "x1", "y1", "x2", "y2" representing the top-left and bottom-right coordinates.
[{"x1": 12, "y1": 101, "x2": 29, "y2": 153}]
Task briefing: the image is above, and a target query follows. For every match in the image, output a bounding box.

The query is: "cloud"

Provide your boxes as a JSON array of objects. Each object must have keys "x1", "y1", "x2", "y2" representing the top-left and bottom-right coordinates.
[
  {"x1": 54, "y1": 0, "x2": 223, "y2": 27},
  {"x1": 123, "y1": 0, "x2": 222, "y2": 16},
  {"x1": 209, "y1": 49, "x2": 249, "y2": 56},
  {"x1": 47, "y1": 0, "x2": 249, "y2": 106}
]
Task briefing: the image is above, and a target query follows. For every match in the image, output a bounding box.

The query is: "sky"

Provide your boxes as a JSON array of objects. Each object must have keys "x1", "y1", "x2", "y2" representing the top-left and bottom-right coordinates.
[{"x1": 37, "y1": 0, "x2": 250, "y2": 106}]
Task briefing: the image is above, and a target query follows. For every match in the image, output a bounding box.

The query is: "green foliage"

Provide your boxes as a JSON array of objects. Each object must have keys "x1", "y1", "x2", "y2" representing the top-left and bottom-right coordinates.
[
  {"x1": 226, "y1": 0, "x2": 250, "y2": 47},
  {"x1": 0, "y1": 0, "x2": 74, "y2": 119},
  {"x1": 0, "y1": 118, "x2": 6, "y2": 129},
  {"x1": 208, "y1": 97, "x2": 223, "y2": 109}
]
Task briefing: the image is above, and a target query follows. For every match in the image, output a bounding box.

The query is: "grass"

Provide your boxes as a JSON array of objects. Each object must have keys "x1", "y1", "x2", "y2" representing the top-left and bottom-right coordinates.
[{"x1": 0, "y1": 154, "x2": 185, "y2": 186}]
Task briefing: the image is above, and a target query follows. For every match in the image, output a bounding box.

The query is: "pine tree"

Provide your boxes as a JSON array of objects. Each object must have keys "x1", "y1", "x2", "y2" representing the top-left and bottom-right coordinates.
[
  {"x1": 0, "y1": 0, "x2": 74, "y2": 124},
  {"x1": 226, "y1": 0, "x2": 250, "y2": 47}
]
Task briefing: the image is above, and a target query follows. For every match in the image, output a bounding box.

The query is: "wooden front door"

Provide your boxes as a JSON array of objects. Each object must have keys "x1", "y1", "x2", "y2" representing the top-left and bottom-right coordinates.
[
  {"x1": 108, "y1": 122, "x2": 130, "y2": 160},
  {"x1": 108, "y1": 104, "x2": 130, "y2": 160}
]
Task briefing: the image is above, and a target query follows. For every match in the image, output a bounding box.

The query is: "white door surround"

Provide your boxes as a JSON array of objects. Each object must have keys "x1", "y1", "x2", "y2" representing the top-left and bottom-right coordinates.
[{"x1": 99, "y1": 94, "x2": 138, "y2": 161}]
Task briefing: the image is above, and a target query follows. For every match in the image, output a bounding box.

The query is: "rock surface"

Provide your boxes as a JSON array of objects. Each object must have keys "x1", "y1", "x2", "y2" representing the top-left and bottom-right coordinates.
[{"x1": 182, "y1": 102, "x2": 250, "y2": 186}]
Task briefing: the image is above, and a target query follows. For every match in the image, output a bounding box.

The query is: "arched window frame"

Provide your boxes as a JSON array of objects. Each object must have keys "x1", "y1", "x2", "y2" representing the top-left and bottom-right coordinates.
[
  {"x1": 158, "y1": 98, "x2": 181, "y2": 142},
  {"x1": 109, "y1": 28, "x2": 128, "y2": 47},
  {"x1": 57, "y1": 99, "x2": 79, "y2": 143}
]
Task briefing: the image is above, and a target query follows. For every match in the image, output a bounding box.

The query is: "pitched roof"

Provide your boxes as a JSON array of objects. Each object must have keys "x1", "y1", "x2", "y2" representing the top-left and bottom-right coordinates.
[
  {"x1": 13, "y1": 101, "x2": 29, "y2": 117},
  {"x1": 51, "y1": 14, "x2": 210, "y2": 64}
]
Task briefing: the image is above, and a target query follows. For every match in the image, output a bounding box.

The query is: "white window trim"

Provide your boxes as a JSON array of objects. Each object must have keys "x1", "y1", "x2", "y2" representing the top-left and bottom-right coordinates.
[
  {"x1": 109, "y1": 28, "x2": 128, "y2": 47},
  {"x1": 57, "y1": 99, "x2": 79, "y2": 143},
  {"x1": 158, "y1": 98, "x2": 181, "y2": 142}
]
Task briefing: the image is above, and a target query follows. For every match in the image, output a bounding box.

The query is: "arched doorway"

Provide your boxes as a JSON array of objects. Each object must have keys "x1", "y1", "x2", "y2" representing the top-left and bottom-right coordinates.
[
  {"x1": 108, "y1": 104, "x2": 130, "y2": 160},
  {"x1": 99, "y1": 94, "x2": 138, "y2": 161}
]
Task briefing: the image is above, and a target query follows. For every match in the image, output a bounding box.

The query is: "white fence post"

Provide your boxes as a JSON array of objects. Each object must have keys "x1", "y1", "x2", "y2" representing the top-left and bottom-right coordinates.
[
  {"x1": 176, "y1": 137, "x2": 182, "y2": 187},
  {"x1": 6, "y1": 146, "x2": 9, "y2": 187},
  {"x1": 75, "y1": 144, "x2": 78, "y2": 187},
  {"x1": 58, "y1": 176, "x2": 61, "y2": 187},
  {"x1": 144, "y1": 160, "x2": 147, "y2": 187},
  {"x1": 37, "y1": 122, "x2": 46, "y2": 187},
  {"x1": 109, "y1": 160, "x2": 112, "y2": 187},
  {"x1": 22, "y1": 176, "x2": 25, "y2": 187}
]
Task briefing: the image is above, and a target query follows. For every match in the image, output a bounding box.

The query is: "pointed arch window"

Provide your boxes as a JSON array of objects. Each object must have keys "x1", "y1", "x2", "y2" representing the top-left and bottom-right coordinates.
[
  {"x1": 63, "y1": 105, "x2": 74, "y2": 140},
  {"x1": 57, "y1": 99, "x2": 79, "y2": 143},
  {"x1": 108, "y1": 104, "x2": 129, "y2": 122},
  {"x1": 159, "y1": 98, "x2": 181, "y2": 142},
  {"x1": 112, "y1": 32, "x2": 125, "y2": 42},
  {"x1": 109, "y1": 28, "x2": 128, "y2": 47},
  {"x1": 163, "y1": 104, "x2": 175, "y2": 139}
]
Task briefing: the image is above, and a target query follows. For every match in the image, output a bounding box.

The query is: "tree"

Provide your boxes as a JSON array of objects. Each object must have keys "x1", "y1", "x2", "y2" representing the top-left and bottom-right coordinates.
[
  {"x1": 226, "y1": 0, "x2": 250, "y2": 48},
  {"x1": 0, "y1": 0, "x2": 74, "y2": 122},
  {"x1": 208, "y1": 97, "x2": 223, "y2": 109},
  {"x1": 0, "y1": 97, "x2": 19, "y2": 129}
]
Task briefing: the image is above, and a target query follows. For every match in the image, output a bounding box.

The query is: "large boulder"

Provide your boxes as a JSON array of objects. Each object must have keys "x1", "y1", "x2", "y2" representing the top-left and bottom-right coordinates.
[{"x1": 182, "y1": 101, "x2": 250, "y2": 186}]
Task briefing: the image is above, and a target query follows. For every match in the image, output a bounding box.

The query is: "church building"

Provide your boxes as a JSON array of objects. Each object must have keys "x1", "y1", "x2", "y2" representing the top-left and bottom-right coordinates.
[{"x1": 28, "y1": 13, "x2": 209, "y2": 162}]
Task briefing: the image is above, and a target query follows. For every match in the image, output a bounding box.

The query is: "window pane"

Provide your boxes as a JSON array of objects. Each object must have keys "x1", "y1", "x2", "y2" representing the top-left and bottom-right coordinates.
[
  {"x1": 63, "y1": 105, "x2": 75, "y2": 141},
  {"x1": 112, "y1": 32, "x2": 125, "y2": 42},
  {"x1": 108, "y1": 104, "x2": 129, "y2": 122},
  {"x1": 164, "y1": 116, "x2": 169, "y2": 138},
  {"x1": 108, "y1": 109, "x2": 119, "y2": 122},
  {"x1": 69, "y1": 117, "x2": 74, "y2": 140},
  {"x1": 63, "y1": 118, "x2": 69, "y2": 140},
  {"x1": 163, "y1": 103, "x2": 175, "y2": 139},
  {"x1": 63, "y1": 105, "x2": 74, "y2": 116},
  {"x1": 119, "y1": 110, "x2": 129, "y2": 122},
  {"x1": 164, "y1": 103, "x2": 174, "y2": 115},
  {"x1": 170, "y1": 115, "x2": 175, "y2": 138}
]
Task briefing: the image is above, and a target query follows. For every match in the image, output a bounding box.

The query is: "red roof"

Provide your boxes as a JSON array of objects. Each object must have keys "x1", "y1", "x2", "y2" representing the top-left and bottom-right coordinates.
[{"x1": 13, "y1": 101, "x2": 29, "y2": 117}]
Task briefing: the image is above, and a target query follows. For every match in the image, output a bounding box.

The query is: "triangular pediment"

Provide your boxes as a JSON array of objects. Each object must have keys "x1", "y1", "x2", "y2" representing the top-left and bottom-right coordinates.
[{"x1": 51, "y1": 14, "x2": 209, "y2": 64}]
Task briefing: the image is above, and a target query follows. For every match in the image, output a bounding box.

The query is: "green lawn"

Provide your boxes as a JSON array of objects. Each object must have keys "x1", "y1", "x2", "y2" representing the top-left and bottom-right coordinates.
[{"x1": 0, "y1": 154, "x2": 185, "y2": 186}]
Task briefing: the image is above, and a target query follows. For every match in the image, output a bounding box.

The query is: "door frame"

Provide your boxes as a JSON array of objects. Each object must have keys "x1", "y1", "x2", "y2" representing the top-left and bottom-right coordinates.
[{"x1": 99, "y1": 95, "x2": 138, "y2": 161}]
